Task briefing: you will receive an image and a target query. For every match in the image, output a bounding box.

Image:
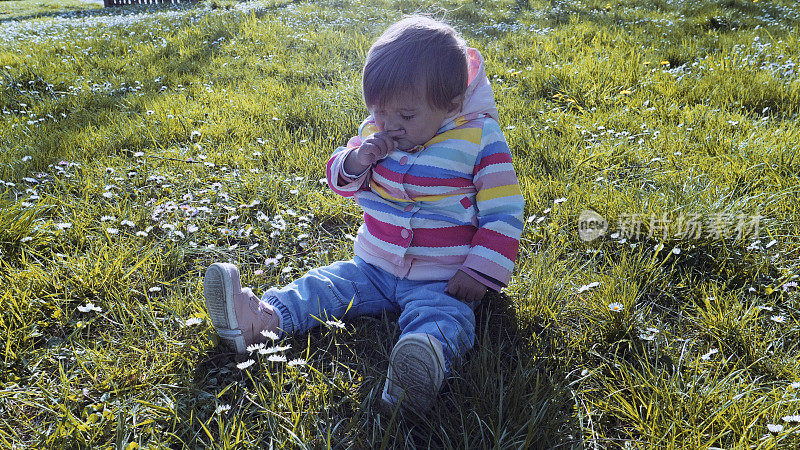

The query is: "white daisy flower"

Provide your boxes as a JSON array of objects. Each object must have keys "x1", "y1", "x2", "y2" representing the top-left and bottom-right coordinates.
[
  {"x1": 246, "y1": 343, "x2": 265, "y2": 353},
  {"x1": 259, "y1": 344, "x2": 291, "y2": 355},
  {"x1": 77, "y1": 302, "x2": 102, "y2": 313},
  {"x1": 767, "y1": 423, "x2": 784, "y2": 433},
  {"x1": 700, "y1": 349, "x2": 718, "y2": 360},
  {"x1": 771, "y1": 315, "x2": 786, "y2": 324},
  {"x1": 288, "y1": 358, "x2": 307, "y2": 367},
  {"x1": 106, "y1": 228, "x2": 119, "y2": 234},
  {"x1": 576, "y1": 281, "x2": 601, "y2": 293},
  {"x1": 782, "y1": 415, "x2": 800, "y2": 423},
  {"x1": 236, "y1": 359, "x2": 255, "y2": 370},
  {"x1": 268, "y1": 354, "x2": 287, "y2": 363},
  {"x1": 184, "y1": 317, "x2": 202, "y2": 326},
  {"x1": 121, "y1": 220, "x2": 135, "y2": 227},
  {"x1": 326, "y1": 320, "x2": 345, "y2": 329},
  {"x1": 215, "y1": 404, "x2": 231, "y2": 415},
  {"x1": 260, "y1": 330, "x2": 279, "y2": 340},
  {"x1": 607, "y1": 302, "x2": 624, "y2": 313},
  {"x1": 148, "y1": 286, "x2": 162, "y2": 293}
]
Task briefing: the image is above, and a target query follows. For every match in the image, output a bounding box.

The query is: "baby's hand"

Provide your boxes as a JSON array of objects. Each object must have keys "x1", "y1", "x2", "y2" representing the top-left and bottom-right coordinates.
[
  {"x1": 446, "y1": 270, "x2": 488, "y2": 305},
  {"x1": 355, "y1": 130, "x2": 404, "y2": 166}
]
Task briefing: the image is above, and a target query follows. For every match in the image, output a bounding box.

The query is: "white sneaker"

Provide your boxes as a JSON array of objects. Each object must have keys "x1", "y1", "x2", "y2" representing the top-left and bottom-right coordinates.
[{"x1": 381, "y1": 333, "x2": 446, "y2": 415}]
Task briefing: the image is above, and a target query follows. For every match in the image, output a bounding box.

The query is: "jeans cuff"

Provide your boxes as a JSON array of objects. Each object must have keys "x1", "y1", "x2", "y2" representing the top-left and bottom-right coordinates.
[{"x1": 262, "y1": 295, "x2": 294, "y2": 337}]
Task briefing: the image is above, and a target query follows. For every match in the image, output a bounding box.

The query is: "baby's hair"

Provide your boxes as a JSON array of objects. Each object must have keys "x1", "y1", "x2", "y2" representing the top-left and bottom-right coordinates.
[{"x1": 363, "y1": 16, "x2": 468, "y2": 112}]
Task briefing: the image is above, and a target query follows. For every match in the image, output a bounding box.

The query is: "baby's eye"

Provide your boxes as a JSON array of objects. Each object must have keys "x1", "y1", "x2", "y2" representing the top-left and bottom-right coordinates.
[{"x1": 401, "y1": 114, "x2": 415, "y2": 120}]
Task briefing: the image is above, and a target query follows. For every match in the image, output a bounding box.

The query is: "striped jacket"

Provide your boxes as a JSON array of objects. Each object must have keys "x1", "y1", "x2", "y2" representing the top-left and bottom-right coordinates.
[{"x1": 325, "y1": 49, "x2": 525, "y2": 290}]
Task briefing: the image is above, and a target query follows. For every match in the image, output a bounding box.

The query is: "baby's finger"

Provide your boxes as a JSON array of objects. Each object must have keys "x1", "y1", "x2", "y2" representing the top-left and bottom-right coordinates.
[
  {"x1": 379, "y1": 134, "x2": 396, "y2": 154},
  {"x1": 385, "y1": 128, "x2": 405, "y2": 137}
]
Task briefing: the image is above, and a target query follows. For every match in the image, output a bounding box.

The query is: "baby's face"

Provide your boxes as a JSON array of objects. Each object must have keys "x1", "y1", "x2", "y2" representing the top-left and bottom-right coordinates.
[{"x1": 368, "y1": 88, "x2": 455, "y2": 151}]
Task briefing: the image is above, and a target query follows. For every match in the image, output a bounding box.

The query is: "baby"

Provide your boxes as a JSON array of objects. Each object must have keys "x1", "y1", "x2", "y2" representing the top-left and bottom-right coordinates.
[{"x1": 203, "y1": 16, "x2": 525, "y2": 415}]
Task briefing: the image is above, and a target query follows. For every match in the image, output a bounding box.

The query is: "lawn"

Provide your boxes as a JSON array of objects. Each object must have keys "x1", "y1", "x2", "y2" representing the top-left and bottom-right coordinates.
[{"x1": 1, "y1": 0, "x2": 799, "y2": 447}]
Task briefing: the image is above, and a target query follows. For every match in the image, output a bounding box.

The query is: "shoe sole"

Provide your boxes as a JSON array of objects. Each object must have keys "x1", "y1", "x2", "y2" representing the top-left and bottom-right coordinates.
[
  {"x1": 384, "y1": 334, "x2": 445, "y2": 414},
  {"x1": 203, "y1": 263, "x2": 247, "y2": 353}
]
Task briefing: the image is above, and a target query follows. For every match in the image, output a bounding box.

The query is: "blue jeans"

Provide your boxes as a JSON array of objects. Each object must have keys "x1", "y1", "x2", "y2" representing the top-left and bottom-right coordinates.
[{"x1": 261, "y1": 256, "x2": 476, "y2": 373}]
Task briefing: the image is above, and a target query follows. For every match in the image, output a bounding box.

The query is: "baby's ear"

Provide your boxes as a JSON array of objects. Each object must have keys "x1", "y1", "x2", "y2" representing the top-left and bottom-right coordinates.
[{"x1": 448, "y1": 94, "x2": 465, "y2": 114}]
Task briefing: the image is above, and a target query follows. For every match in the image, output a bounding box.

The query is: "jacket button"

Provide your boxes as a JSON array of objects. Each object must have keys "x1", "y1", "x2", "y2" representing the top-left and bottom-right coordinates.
[
  {"x1": 399, "y1": 156, "x2": 408, "y2": 165},
  {"x1": 400, "y1": 229, "x2": 410, "y2": 239}
]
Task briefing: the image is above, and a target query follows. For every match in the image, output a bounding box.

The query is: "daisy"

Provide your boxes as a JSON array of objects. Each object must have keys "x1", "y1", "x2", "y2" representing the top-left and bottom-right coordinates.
[
  {"x1": 700, "y1": 349, "x2": 718, "y2": 360},
  {"x1": 268, "y1": 354, "x2": 287, "y2": 363},
  {"x1": 236, "y1": 359, "x2": 255, "y2": 370},
  {"x1": 260, "y1": 330, "x2": 279, "y2": 340},
  {"x1": 771, "y1": 315, "x2": 786, "y2": 324},
  {"x1": 288, "y1": 358, "x2": 307, "y2": 367},
  {"x1": 607, "y1": 302, "x2": 624, "y2": 313},
  {"x1": 215, "y1": 404, "x2": 231, "y2": 415},
  {"x1": 77, "y1": 302, "x2": 102, "y2": 313},
  {"x1": 326, "y1": 319, "x2": 345, "y2": 329},
  {"x1": 148, "y1": 286, "x2": 162, "y2": 293},
  {"x1": 767, "y1": 424, "x2": 784, "y2": 433},
  {"x1": 246, "y1": 343, "x2": 265, "y2": 353},
  {"x1": 576, "y1": 281, "x2": 601, "y2": 293},
  {"x1": 184, "y1": 317, "x2": 202, "y2": 326}
]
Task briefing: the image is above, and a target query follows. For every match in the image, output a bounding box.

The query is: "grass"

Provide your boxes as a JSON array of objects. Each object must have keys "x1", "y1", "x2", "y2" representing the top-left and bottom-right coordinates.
[{"x1": 1, "y1": 0, "x2": 799, "y2": 447}]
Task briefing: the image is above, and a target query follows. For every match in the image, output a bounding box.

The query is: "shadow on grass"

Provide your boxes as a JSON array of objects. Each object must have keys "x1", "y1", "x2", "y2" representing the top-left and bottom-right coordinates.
[
  {"x1": 0, "y1": 2, "x2": 199, "y2": 25},
  {"x1": 185, "y1": 293, "x2": 579, "y2": 448}
]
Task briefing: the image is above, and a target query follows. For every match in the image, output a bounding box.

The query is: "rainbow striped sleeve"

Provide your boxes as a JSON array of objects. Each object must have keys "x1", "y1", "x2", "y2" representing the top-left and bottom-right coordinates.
[
  {"x1": 461, "y1": 120, "x2": 525, "y2": 288},
  {"x1": 325, "y1": 120, "x2": 379, "y2": 197}
]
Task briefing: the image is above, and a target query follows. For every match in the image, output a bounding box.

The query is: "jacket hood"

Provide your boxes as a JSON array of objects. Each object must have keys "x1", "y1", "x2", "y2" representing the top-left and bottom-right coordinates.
[{"x1": 443, "y1": 47, "x2": 500, "y2": 125}]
